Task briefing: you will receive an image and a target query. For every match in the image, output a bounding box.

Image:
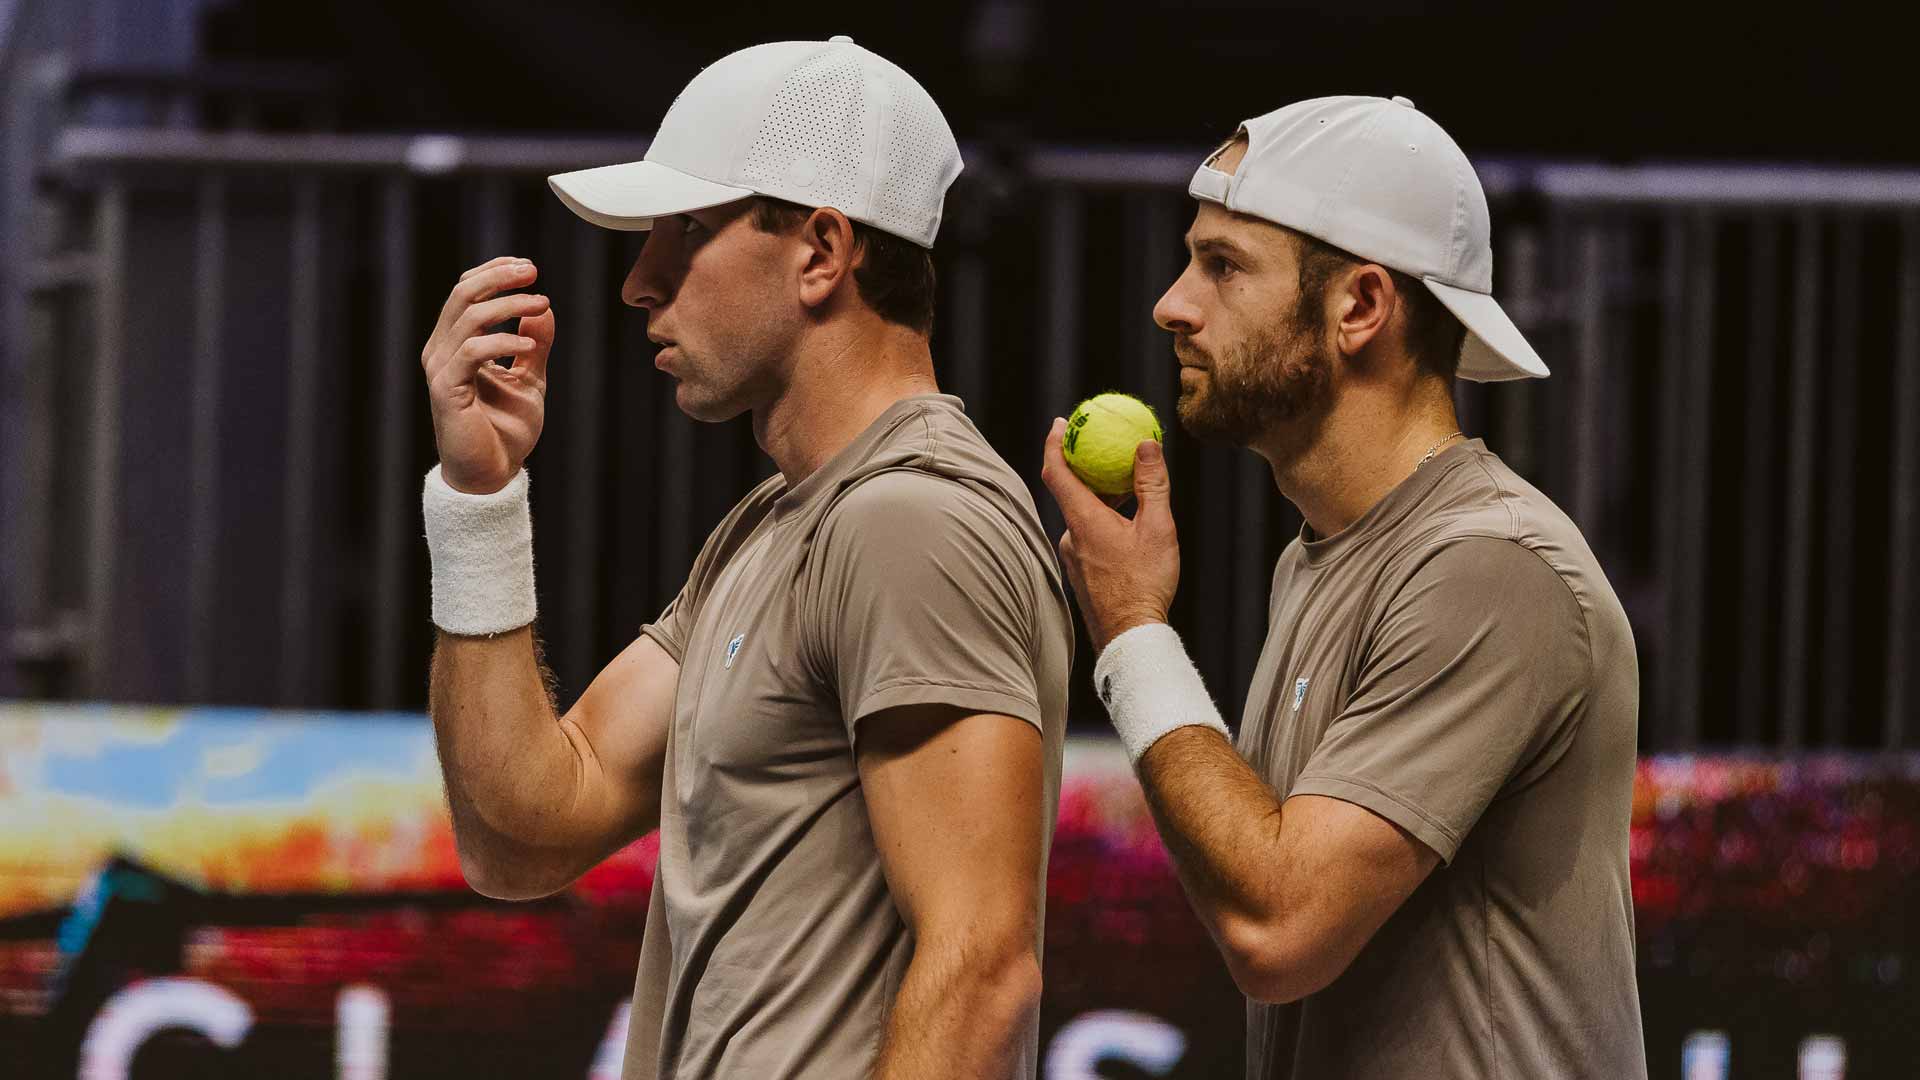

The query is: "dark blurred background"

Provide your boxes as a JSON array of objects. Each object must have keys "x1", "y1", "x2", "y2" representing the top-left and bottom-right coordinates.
[
  {"x1": 2, "y1": 2, "x2": 1917, "y2": 1078},
  {"x1": 5, "y1": 0, "x2": 1915, "y2": 745}
]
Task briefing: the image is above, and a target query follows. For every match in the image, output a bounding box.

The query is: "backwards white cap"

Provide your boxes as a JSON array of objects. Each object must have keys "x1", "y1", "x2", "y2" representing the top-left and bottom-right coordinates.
[
  {"x1": 549, "y1": 37, "x2": 962, "y2": 249},
  {"x1": 1190, "y1": 95, "x2": 1548, "y2": 382}
]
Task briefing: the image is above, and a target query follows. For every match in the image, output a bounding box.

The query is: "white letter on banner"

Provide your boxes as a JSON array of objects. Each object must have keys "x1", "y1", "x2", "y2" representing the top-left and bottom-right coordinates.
[
  {"x1": 337, "y1": 984, "x2": 391, "y2": 1080},
  {"x1": 1681, "y1": 1030, "x2": 1731, "y2": 1080},
  {"x1": 588, "y1": 999, "x2": 631, "y2": 1080},
  {"x1": 1045, "y1": 1009, "x2": 1186, "y2": 1079},
  {"x1": 79, "y1": 978, "x2": 253, "y2": 1080}
]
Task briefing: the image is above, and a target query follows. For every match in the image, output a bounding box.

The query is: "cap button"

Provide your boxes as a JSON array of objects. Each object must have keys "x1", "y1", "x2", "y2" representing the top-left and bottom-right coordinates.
[
  {"x1": 1391, "y1": 95, "x2": 1416, "y2": 108},
  {"x1": 829, "y1": 34, "x2": 854, "y2": 43}
]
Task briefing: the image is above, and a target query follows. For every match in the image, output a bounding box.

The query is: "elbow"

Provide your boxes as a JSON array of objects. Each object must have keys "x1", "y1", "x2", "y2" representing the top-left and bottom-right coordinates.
[
  {"x1": 998, "y1": 947, "x2": 1043, "y2": 1021},
  {"x1": 982, "y1": 947, "x2": 1043, "y2": 1040},
  {"x1": 946, "y1": 929, "x2": 1043, "y2": 1030},
  {"x1": 454, "y1": 839, "x2": 569, "y2": 902},
  {"x1": 1217, "y1": 912, "x2": 1345, "y2": 1005}
]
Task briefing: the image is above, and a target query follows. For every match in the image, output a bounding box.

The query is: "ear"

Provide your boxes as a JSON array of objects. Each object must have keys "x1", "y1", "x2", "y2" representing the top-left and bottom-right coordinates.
[
  {"x1": 1333, "y1": 263, "x2": 1395, "y2": 360},
  {"x1": 796, "y1": 208, "x2": 860, "y2": 312}
]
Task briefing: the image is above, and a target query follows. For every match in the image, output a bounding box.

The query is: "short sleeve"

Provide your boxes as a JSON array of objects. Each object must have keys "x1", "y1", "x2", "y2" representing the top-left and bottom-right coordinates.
[
  {"x1": 806, "y1": 471, "x2": 1045, "y2": 736},
  {"x1": 1290, "y1": 537, "x2": 1591, "y2": 864},
  {"x1": 640, "y1": 584, "x2": 692, "y2": 665}
]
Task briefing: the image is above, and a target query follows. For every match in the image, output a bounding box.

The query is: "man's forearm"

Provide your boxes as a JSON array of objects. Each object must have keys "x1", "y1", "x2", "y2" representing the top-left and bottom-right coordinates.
[
  {"x1": 429, "y1": 628, "x2": 603, "y2": 876},
  {"x1": 873, "y1": 936, "x2": 1040, "y2": 1080},
  {"x1": 1135, "y1": 727, "x2": 1292, "y2": 940}
]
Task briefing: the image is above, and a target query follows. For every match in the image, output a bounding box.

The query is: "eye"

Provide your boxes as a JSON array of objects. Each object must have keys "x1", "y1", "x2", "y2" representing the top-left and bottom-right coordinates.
[
  {"x1": 678, "y1": 214, "x2": 707, "y2": 239},
  {"x1": 1202, "y1": 254, "x2": 1238, "y2": 280}
]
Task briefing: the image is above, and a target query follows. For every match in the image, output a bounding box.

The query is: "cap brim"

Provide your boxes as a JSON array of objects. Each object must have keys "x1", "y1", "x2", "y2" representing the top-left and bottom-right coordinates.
[
  {"x1": 547, "y1": 160, "x2": 754, "y2": 232},
  {"x1": 1421, "y1": 278, "x2": 1551, "y2": 382}
]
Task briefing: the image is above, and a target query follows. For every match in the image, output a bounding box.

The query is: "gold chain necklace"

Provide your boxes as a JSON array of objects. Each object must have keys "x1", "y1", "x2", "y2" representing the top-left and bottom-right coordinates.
[{"x1": 1416, "y1": 431, "x2": 1465, "y2": 468}]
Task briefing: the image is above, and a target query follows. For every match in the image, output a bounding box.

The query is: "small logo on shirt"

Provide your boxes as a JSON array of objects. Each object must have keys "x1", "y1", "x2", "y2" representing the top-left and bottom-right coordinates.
[
  {"x1": 1292, "y1": 677, "x2": 1309, "y2": 712},
  {"x1": 724, "y1": 633, "x2": 745, "y2": 669}
]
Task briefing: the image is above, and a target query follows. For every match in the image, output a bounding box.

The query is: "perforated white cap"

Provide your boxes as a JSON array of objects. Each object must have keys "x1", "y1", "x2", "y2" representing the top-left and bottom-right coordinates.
[
  {"x1": 548, "y1": 37, "x2": 962, "y2": 249},
  {"x1": 1189, "y1": 95, "x2": 1549, "y2": 382}
]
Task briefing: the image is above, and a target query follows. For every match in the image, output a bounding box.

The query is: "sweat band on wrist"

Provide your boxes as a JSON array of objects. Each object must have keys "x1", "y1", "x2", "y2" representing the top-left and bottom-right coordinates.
[
  {"x1": 422, "y1": 465, "x2": 537, "y2": 636},
  {"x1": 1093, "y1": 622, "x2": 1231, "y2": 763}
]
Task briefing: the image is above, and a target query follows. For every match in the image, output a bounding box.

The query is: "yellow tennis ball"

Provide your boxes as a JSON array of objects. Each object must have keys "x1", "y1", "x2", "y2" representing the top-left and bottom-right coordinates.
[{"x1": 1063, "y1": 393, "x2": 1164, "y2": 496}]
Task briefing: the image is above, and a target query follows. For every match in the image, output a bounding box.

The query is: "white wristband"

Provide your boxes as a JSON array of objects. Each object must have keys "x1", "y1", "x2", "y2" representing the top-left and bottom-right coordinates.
[
  {"x1": 1093, "y1": 622, "x2": 1231, "y2": 763},
  {"x1": 422, "y1": 465, "x2": 537, "y2": 636}
]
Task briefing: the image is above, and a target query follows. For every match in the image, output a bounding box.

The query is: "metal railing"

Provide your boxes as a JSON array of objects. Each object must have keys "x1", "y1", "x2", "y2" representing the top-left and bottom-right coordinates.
[{"x1": 6, "y1": 118, "x2": 1919, "y2": 749}]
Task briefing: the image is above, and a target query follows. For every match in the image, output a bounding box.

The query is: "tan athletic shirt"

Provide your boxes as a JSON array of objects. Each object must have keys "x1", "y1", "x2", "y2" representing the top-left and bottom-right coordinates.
[
  {"x1": 1241, "y1": 440, "x2": 1646, "y2": 1079},
  {"x1": 624, "y1": 395, "x2": 1072, "y2": 1079}
]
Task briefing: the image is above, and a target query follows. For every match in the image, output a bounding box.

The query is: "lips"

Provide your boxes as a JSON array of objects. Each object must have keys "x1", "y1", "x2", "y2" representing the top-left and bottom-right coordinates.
[{"x1": 648, "y1": 329, "x2": 679, "y2": 370}]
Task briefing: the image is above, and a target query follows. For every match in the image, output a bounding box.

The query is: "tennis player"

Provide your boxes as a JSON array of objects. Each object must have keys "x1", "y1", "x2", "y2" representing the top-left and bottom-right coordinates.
[
  {"x1": 419, "y1": 38, "x2": 1072, "y2": 1080},
  {"x1": 1041, "y1": 96, "x2": 1647, "y2": 1078}
]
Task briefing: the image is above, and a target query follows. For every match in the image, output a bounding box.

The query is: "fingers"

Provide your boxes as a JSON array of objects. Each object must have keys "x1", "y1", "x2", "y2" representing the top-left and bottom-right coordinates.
[
  {"x1": 1039, "y1": 417, "x2": 1115, "y2": 529},
  {"x1": 459, "y1": 255, "x2": 525, "y2": 283},
  {"x1": 430, "y1": 332, "x2": 541, "y2": 394},
  {"x1": 425, "y1": 293, "x2": 551, "y2": 378},
  {"x1": 450, "y1": 292, "x2": 549, "y2": 347},
  {"x1": 432, "y1": 260, "x2": 540, "y2": 345}
]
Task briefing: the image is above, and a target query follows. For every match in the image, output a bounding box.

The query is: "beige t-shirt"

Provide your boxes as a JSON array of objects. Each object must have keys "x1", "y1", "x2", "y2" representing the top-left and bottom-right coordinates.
[
  {"x1": 623, "y1": 395, "x2": 1072, "y2": 1080},
  {"x1": 1241, "y1": 440, "x2": 1646, "y2": 1079}
]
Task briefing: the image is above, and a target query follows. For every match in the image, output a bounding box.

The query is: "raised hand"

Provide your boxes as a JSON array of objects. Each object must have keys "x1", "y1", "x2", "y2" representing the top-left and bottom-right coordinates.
[
  {"x1": 1039, "y1": 418, "x2": 1182, "y2": 653},
  {"x1": 420, "y1": 257, "x2": 556, "y2": 494}
]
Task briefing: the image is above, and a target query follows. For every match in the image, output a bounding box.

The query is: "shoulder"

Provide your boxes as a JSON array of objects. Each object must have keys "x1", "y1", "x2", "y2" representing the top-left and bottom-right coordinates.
[
  {"x1": 1419, "y1": 448, "x2": 1585, "y2": 557},
  {"x1": 1383, "y1": 537, "x2": 1592, "y2": 684},
  {"x1": 1407, "y1": 448, "x2": 1625, "y2": 637},
  {"x1": 1405, "y1": 535, "x2": 1580, "y2": 611},
  {"x1": 892, "y1": 399, "x2": 1042, "y2": 517},
  {"x1": 823, "y1": 469, "x2": 1003, "y2": 542}
]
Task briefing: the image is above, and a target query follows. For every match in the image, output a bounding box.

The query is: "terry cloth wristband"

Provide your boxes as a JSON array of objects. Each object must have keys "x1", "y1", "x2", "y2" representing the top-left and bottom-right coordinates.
[
  {"x1": 422, "y1": 465, "x2": 537, "y2": 636},
  {"x1": 1092, "y1": 622, "x2": 1232, "y2": 763}
]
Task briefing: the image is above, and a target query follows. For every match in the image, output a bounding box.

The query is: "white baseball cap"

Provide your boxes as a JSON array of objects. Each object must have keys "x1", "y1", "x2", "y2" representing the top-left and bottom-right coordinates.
[
  {"x1": 548, "y1": 37, "x2": 962, "y2": 249},
  {"x1": 1189, "y1": 95, "x2": 1549, "y2": 382}
]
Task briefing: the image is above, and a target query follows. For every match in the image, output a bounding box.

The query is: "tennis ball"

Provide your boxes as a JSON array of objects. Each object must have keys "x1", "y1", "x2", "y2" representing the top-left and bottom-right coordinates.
[{"x1": 1063, "y1": 393, "x2": 1164, "y2": 496}]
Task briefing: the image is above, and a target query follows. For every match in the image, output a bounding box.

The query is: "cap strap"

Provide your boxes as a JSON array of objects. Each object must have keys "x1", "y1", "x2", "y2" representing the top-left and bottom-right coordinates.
[{"x1": 1188, "y1": 164, "x2": 1232, "y2": 207}]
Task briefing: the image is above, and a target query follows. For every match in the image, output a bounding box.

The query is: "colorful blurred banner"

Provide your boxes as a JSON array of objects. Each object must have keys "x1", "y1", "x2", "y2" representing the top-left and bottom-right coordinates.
[{"x1": 3, "y1": 703, "x2": 1919, "y2": 1078}]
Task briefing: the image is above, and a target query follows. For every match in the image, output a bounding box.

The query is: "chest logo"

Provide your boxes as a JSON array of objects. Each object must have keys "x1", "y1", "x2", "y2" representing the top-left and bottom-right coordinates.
[
  {"x1": 724, "y1": 633, "x2": 745, "y2": 670},
  {"x1": 1292, "y1": 677, "x2": 1309, "y2": 712}
]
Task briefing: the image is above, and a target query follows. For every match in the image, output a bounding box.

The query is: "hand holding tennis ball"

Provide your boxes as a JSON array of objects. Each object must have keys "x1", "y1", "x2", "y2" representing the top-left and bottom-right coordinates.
[
  {"x1": 1062, "y1": 393, "x2": 1164, "y2": 496},
  {"x1": 1040, "y1": 393, "x2": 1180, "y2": 653}
]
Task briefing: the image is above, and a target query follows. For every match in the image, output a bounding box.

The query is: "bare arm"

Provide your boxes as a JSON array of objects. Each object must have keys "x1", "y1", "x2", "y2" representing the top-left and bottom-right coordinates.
[
  {"x1": 1133, "y1": 728, "x2": 1436, "y2": 1002},
  {"x1": 1039, "y1": 421, "x2": 1436, "y2": 1002},
  {"x1": 430, "y1": 628, "x2": 678, "y2": 900},
  {"x1": 418, "y1": 256, "x2": 678, "y2": 899},
  {"x1": 857, "y1": 705, "x2": 1046, "y2": 1080}
]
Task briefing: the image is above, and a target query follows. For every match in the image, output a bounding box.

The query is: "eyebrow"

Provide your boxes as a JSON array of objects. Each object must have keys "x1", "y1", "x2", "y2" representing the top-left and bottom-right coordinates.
[{"x1": 1186, "y1": 233, "x2": 1257, "y2": 264}]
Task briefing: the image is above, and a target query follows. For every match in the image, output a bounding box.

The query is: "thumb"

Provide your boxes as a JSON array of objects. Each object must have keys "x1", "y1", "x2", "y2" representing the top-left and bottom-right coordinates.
[
  {"x1": 516, "y1": 307, "x2": 556, "y2": 383},
  {"x1": 1133, "y1": 438, "x2": 1175, "y2": 532},
  {"x1": 1134, "y1": 437, "x2": 1170, "y2": 499}
]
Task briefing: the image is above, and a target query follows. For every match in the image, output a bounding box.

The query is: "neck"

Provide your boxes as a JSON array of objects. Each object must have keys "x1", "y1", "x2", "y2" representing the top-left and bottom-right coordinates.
[
  {"x1": 753, "y1": 318, "x2": 939, "y2": 485},
  {"x1": 1258, "y1": 373, "x2": 1462, "y2": 539}
]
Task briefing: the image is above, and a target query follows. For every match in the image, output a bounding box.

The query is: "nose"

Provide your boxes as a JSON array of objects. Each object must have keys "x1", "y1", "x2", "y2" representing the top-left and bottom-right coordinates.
[
  {"x1": 621, "y1": 230, "x2": 675, "y2": 310},
  {"x1": 1154, "y1": 264, "x2": 1203, "y2": 336}
]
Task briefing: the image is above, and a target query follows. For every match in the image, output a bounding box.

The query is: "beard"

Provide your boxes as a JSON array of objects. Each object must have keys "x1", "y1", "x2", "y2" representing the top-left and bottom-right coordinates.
[{"x1": 1174, "y1": 313, "x2": 1333, "y2": 447}]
